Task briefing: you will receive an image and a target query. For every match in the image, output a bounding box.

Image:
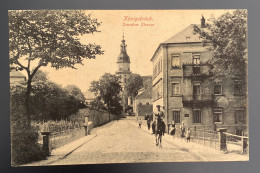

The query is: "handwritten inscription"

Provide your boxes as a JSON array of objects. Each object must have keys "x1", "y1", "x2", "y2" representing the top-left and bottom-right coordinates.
[{"x1": 123, "y1": 16, "x2": 155, "y2": 27}]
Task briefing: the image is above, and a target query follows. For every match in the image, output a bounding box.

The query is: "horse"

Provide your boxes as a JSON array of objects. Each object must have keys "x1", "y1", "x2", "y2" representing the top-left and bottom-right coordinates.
[{"x1": 153, "y1": 117, "x2": 166, "y2": 148}]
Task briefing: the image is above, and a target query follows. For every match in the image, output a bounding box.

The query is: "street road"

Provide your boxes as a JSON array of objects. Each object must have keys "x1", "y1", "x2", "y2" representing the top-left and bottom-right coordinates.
[{"x1": 50, "y1": 119, "x2": 200, "y2": 165}]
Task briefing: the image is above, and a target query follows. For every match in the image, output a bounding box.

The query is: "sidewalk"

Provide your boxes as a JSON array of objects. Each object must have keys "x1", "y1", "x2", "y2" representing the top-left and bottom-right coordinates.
[
  {"x1": 128, "y1": 119, "x2": 249, "y2": 162},
  {"x1": 24, "y1": 134, "x2": 97, "y2": 166}
]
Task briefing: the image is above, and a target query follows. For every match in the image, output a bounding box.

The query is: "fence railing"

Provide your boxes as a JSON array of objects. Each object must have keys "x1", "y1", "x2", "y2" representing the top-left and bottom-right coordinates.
[
  {"x1": 190, "y1": 129, "x2": 219, "y2": 150},
  {"x1": 186, "y1": 129, "x2": 249, "y2": 155},
  {"x1": 223, "y1": 132, "x2": 249, "y2": 155},
  {"x1": 38, "y1": 128, "x2": 85, "y2": 150}
]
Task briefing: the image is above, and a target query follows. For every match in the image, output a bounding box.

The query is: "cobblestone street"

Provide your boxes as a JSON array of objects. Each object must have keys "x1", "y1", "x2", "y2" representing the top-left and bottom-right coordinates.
[{"x1": 49, "y1": 119, "x2": 200, "y2": 165}]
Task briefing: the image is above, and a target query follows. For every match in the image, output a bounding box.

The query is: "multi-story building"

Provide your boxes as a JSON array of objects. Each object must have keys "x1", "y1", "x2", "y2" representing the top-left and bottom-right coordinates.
[
  {"x1": 151, "y1": 17, "x2": 247, "y2": 135},
  {"x1": 116, "y1": 35, "x2": 132, "y2": 113}
]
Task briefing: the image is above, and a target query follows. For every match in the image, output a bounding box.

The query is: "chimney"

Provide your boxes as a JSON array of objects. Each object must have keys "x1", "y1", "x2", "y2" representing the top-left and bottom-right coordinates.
[{"x1": 201, "y1": 15, "x2": 205, "y2": 28}]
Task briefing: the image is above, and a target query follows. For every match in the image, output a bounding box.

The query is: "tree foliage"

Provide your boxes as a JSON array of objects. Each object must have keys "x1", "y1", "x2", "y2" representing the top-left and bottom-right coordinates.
[
  {"x1": 64, "y1": 85, "x2": 86, "y2": 102},
  {"x1": 31, "y1": 69, "x2": 48, "y2": 82},
  {"x1": 89, "y1": 73, "x2": 122, "y2": 119},
  {"x1": 124, "y1": 73, "x2": 143, "y2": 97},
  {"x1": 9, "y1": 10, "x2": 103, "y2": 123},
  {"x1": 193, "y1": 10, "x2": 247, "y2": 79}
]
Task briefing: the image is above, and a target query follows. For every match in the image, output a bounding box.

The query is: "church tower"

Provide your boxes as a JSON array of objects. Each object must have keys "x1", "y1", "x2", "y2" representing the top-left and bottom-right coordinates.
[
  {"x1": 116, "y1": 34, "x2": 131, "y2": 90},
  {"x1": 116, "y1": 34, "x2": 131, "y2": 111}
]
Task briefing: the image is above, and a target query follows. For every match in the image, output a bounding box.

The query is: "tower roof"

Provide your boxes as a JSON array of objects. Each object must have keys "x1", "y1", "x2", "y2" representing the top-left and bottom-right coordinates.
[{"x1": 117, "y1": 34, "x2": 130, "y2": 63}]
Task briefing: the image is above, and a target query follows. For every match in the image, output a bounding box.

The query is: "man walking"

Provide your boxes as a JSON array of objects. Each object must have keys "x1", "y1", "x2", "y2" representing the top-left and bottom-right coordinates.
[{"x1": 147, "y1": 115, "x2": 151, "y2": 131}]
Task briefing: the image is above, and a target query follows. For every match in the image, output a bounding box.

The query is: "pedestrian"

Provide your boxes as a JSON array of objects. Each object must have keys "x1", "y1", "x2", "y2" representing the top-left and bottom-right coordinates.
[
  {"x1": 170, "y1": 120, "x2": 176, "y2": 139},
  {"x1": 138, "y1": 118, "x2": 142, "y2": 128},
  {"x1": 152, "y1": 118, "x2": 156, "y2": 134},
  {"x1": 180, "y1": 122, "x2": 186, "y2": 140},
  {"x1": 147, "y1": 116, "x2": 151, "y2": 131},
  {"x1": 186, "y1": 128, "x2": 191, "y2": 142}
]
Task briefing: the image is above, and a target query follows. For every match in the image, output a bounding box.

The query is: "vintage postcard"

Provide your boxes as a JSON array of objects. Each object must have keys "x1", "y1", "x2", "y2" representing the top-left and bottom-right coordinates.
[{"x1": 9, "y1": 10, "x2": 248, "y2": 166}]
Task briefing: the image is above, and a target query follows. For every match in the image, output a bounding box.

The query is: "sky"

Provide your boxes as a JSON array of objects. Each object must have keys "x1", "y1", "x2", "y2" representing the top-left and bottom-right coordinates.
[{"x1": 18, "y1": 10, "x2": 230, "y2": 94}]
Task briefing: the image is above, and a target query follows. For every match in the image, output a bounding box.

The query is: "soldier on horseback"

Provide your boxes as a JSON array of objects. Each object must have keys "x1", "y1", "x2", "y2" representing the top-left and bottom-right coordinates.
[{"x1": 153, "y1": 105, "x2": 166, "y2": 148}]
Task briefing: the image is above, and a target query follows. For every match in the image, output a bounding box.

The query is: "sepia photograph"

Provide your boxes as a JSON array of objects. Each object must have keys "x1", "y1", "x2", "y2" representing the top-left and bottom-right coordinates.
[{"x1": 9, "y1": 9, "x2": 248, "y2": 166}]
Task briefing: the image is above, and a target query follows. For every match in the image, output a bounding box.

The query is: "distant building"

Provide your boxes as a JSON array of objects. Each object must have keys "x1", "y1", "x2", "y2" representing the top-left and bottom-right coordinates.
[
  {"x1": 133, "y1": 76, "x2": 153, "y2": 118},
  {"x1": 151, "y1": 16, "x2": 247, "y2": 135},
  {"x1": 84, "y1": 90, "x2": 96, "y2": 105},
  {"x1": 10, "y1": 69, "x2": 26, "y2": 84},
  {"x1": 10, "y1": 69, "x2": 26, "y2": 92},
  {"x1": 115, "y1": 34, "x2": 132, "y2": 113}
]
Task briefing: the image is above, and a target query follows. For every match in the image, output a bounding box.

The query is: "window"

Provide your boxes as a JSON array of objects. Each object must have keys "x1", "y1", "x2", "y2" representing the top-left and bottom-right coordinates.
[
  {"x1": 158, "y1": 61, "x2": 161, "y2": 73},
  {"x1": 193, "y1": 110, "x2": 201, "y2": 123},
  {"x1": 235, "y1": 109, "x2": 246, "y2": 124},
  {"x1": 172, "y1": 83, "x2": 180, "y2": 95},
  {"x1": 160, "y1": 59, "x2": 162, "y2": 72},
  {"x1": 146, "y1": 102, "x2": 149, "y2": 105},
  {"x1": 153, "y1": 83, "x2": 162, "y2": 101},
  {"x1": 234, "y1": 79, "x2": 245, "y2": 95},
  {"x1": 193, "y1": 83, "x2": 201, "y2": 95},
  {"x1": 214, "y1": 109, "x2": 223, "y2": 123},
  {"x1": 214, "y1": 84, "x2": 222, "y2": 95},
  {"x1": 193, "y1": 54, "x2": 200, "y2": 65},
  {"x1": 171, "y1": 54, "x2": 180, "y2": 68},
  {"x1": 173, "y1": 110, "x2": 181, "y2": 123}
]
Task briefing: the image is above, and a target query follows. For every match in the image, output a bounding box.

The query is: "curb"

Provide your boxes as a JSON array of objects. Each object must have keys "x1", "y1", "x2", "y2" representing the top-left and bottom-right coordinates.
[{"x1": 44, "y1": 134, "x2": 97, "y2": 165}]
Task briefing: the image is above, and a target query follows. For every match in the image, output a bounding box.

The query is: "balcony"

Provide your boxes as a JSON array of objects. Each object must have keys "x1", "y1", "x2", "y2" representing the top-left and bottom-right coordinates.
[
  {"x1": 183, "y1": 64, "x2": 212, "y2": 79},
  {"x1": 182, "y1": 94, "x2": 214, "y2": 107}
]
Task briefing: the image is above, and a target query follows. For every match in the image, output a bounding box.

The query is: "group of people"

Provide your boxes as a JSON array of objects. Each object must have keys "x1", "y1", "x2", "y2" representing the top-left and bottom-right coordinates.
[{"x1": 138, "y1": 105, "x2": 191, "y2": 148}]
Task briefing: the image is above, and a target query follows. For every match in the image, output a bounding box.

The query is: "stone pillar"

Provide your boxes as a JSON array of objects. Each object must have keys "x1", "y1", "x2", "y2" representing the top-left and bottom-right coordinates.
[
  {"x1": 41, "y1": 131, "x2": 51, "y2": 156},
  {"x1": 242, "y1": 137, "x2": 248, "y2": 154},
  {"x1": 217, "y1": 128, "x2": 227, "y2": 150}
]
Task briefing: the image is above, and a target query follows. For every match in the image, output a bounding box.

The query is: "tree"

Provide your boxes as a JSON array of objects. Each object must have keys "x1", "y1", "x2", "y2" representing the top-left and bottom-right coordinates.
[
  {"x1": 89, "y1": 73, "x2": 122, "y2": 121},
  {"x1": 124, "y1": 73, "x2": 143, "y2": 104},
  {"x1": 9, "y1": 10, "x2": 104, "y2": 125},
  {"x1": 64, "y1": 85, "x2": 86, "y2": 102},
  {"x1": 193, "y1": 10, "x2": 247, "y2": 80},
  {"x1": 31, "y1": 69, "x2": 48, "y2": 82}
]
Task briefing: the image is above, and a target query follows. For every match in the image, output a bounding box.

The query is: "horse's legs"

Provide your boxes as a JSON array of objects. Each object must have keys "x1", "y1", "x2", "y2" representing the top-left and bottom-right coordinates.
[
  {"x1": 155, "y1": 134, "x2": 158, "y2": 146},
  {"x1": 158, "y1": 135, "x2": 162, "y2": 148}
]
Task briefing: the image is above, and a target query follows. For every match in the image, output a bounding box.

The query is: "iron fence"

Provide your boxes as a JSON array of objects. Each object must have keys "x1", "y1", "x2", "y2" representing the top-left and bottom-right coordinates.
[{"x1": 190, "y1": 129, "x2": 219, "y2": 150}]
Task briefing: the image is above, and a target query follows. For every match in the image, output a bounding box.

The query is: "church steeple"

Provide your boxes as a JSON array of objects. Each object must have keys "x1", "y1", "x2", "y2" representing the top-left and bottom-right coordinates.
[{"x1": 117, "y1": 34, "x2": 130, "y2": 63}]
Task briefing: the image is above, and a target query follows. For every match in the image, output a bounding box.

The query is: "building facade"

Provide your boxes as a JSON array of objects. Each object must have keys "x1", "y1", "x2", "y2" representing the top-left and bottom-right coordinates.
[
  {"x1": 133, "y1": 76, "x2": 153, "y2": 118},
  {"x1": 151, "y1": 18, "x2": 247, "y2": 135}
]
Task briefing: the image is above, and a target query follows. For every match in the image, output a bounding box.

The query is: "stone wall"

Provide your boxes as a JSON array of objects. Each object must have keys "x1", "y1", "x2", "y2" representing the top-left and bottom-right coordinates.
[{"x1": 69, "y1": 108, "x2": 118, "y2": 128}]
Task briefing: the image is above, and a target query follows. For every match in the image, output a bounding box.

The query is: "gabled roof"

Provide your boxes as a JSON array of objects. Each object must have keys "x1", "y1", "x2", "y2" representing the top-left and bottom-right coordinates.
[
  {"x1": 150, "y1": 24, "x2": 202, "y2": 62},
  {"x1": 163, "y1": 24, "x2": 202, "y2": 44},
  {"x1": 135, "y1": 86, "x2": 152, "y2": 100}
]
